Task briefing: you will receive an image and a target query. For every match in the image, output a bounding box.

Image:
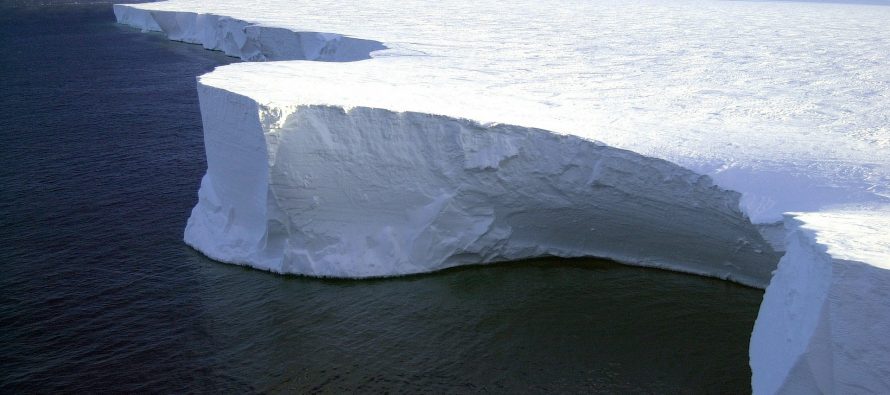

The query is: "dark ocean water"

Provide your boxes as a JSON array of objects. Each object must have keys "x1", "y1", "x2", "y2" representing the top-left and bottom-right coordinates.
[{"x1": 0, "y1": 3, "x2": 764, "y2": 393}]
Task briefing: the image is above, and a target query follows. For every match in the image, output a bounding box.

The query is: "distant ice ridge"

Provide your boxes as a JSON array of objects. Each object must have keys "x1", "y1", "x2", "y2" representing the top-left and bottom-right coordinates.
[
  {"x1": 186, "y1": 83, "x2": 778, "y2": 286},
  {"x1": 112, "y1": 5, "x2": 385, "y2": 62},
  {"x1": 751, "y1": 207, "x2": 890, "y2": 393}
]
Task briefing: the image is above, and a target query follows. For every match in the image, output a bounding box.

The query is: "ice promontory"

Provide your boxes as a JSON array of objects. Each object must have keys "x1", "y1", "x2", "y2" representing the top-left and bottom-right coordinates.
[
  {"x1": 751, "y1": 207, "x2": 890, "y2": 393},
  {"x1": 186, "y1": 82, "x2": 777, "y2": 287}
]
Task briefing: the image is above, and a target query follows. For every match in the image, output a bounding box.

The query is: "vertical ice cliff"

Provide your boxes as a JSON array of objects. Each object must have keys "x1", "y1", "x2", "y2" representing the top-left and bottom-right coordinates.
[
  {"x1": 750, "y1": 208, "x2": 890, "y2": 394},
  {"x1": 185, "y1": 83, "x2": 778, "y2": 286}
]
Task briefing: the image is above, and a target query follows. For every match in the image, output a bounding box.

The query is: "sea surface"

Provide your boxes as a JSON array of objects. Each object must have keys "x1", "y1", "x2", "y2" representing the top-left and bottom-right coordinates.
[{"x1": 0, "y1": 3, "x2": 764, "y2": 393}]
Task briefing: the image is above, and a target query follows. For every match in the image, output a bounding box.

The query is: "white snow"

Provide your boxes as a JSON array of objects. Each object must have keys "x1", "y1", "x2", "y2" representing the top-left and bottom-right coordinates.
[{"x1": 114, "y1": 0, "x2": 890, "y2": 392}]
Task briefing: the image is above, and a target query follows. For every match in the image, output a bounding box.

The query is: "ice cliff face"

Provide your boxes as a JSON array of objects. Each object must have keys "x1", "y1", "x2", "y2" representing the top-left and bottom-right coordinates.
[
  {"x1": 186, "y1": 84, "x2": 777, "y2": 286},
  {"x1": 751, "y1": 207, "x2": 890, "y2": 394}
]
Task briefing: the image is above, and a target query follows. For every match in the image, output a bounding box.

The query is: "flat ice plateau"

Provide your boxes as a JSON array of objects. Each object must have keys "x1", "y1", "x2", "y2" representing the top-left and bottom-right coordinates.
[{"x1": 114, "y1": 0, "x2": 890, "y2": 392}]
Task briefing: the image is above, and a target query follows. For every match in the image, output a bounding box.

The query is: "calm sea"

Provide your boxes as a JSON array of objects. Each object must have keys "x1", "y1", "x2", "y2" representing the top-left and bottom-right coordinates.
[{"x1": 0, "y1": 3, "x2": 763, "y2": 393}]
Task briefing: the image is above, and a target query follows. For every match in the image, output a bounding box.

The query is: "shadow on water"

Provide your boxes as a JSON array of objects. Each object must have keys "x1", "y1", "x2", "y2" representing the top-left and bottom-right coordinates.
[
  {"x1": 1, "y1": 3, "x2": 762, "y2": 393},
  {"x1": 183, "y1": 251, "x2": 762, "y2": 393}
]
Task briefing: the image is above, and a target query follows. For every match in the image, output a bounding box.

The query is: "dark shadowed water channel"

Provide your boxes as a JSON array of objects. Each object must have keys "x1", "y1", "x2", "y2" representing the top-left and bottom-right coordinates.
[{"x1": 0, "y1": 3, "x2": 763, "y2": 393}]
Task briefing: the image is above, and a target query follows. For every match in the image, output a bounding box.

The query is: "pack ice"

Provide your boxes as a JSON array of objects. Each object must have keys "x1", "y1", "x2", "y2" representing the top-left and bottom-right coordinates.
[{"x1": 114, "y1": 0, "x2": 890, "y2": 392}]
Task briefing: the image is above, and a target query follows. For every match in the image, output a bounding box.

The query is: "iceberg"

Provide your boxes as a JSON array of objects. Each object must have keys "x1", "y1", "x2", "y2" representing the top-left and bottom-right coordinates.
[{"x1": 114, "y1": 0, "x2": 890, "y2": 392}]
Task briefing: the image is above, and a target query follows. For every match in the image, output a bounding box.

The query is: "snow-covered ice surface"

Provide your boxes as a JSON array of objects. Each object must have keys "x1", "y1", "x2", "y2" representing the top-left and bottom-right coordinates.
[
  {"x1": 114, "y1": 0, "x2": 890, "y2": 391},
  {"x1": 115, "y1": 0, "x2": 890, "y2": 223}
]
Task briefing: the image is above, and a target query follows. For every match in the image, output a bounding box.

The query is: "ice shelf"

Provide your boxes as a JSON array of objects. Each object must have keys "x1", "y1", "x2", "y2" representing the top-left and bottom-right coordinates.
[{"x1": 114, "y1": 0, "x2": 889, "y2": 392}]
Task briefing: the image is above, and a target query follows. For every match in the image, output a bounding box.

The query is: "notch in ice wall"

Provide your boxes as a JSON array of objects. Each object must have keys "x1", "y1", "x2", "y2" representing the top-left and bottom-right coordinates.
[
  {"x1": 185, "y1": 83, "x2": 779, "y2": 287},
  {"x1": 113, "y1": 5, "x2": 386, "y2": 61}
]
